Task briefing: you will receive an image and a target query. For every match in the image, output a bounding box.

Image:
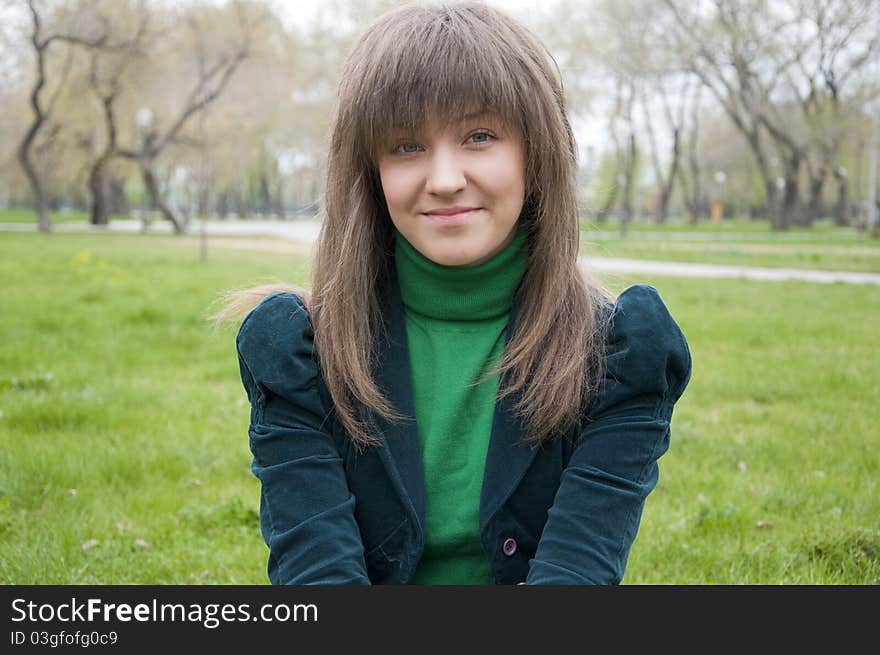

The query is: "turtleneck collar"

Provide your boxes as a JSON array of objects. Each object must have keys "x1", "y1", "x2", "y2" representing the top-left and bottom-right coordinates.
[{"x1": 394, "y1": 221, "x2": 528, "y2": 322}]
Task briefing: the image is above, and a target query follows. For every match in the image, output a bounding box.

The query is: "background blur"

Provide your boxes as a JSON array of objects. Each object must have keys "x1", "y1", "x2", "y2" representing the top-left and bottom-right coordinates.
[{"x1": 0, "y1": 0, "x2": 878, "y2": 584}]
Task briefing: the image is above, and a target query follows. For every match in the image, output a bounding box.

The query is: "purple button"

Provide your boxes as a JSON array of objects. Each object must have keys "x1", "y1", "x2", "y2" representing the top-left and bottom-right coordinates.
[{"x1": 502, "y1": 538, "x2": 517, "y2": 557}]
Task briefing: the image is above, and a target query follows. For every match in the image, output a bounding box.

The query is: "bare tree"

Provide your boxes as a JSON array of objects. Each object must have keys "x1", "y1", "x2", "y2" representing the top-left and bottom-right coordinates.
[
  {"x1": 789, "y1": 0, "x2": 879, "y2": 225},
  {"x1": 678, "y1": 83, "x2": 706, "y2": 223},
  {"x1": 663, "y1": 0, "x2": 879, "y2": 228},
  {"x1": 551, "y1": 0, "x2": 698, "y2": 226},
  {"x1": 642, "y1": 77, "x2": 690, "y2": 224},
  {"x1": 18, "y1": 0, "x2": 82, "y2": 231},
  {"x1": 115, "y1": 3, "x2": 254, "y2": 233},
  {"x1": 751, "y1": 0, "x2": 878, "y2": 226},
  {"x1": 80, "y1": 5, "x2": 148, "y2": 225},
  {"x1": 596, "y1": 78, "x2": 638, "y2": 226},
  {"x1": 618, "y1": 81, "x2": 639, "y2": 230},
  {"x1": 663, "y1": 0, "x2": 793, "y2": 227}
]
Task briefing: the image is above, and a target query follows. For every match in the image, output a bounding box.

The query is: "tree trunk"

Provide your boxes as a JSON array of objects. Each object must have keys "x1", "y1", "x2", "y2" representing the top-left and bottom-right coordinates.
[
  {"x1": 783, "y1": 151, "x2": 804, "y2": 228},
  {"x1": 109, "y1": 176, "x2": 129, "y2": 216},
  {"x1": 679, "y1": 153, "x2": 702, "y2": 224},
  {"x1": 596, "y1": 183, "x2": 618, "y2": 223},
  {"x1": 142, "y1": 162, "x2": 185, "y2": 233},
  {"x1": 620, "y1": 134, "x2": 638, "y2": 231},
  {"x1": 236, "y1": 184, "x2": 247, "y2": 219},
  {"x1": 89, "y1": 161, "x2": 110, "y2": 225},
  {"x1": 762, "y1": 174, "x2": 782, "y2": 229},
  {"x1": 621, "y1": 179, "x2": 633, "y2": 226},
  {"x1": 805, "y1": 174, "x2": 824, "y2": 227},
  {"x1": 18, "y1": 6, "x2": 53, "y2": 234},
  {"x1": 18, "y1": 151, "x2": 52, "y2": 232},
  {"x1": 679, "y1": 170, "x2": 696, "y2": 223},
  {"x1": 652, "y1": 126, "x2": 680, "y2": 225},
  {"x1": 217, "y1": 191, "x2": 229, "y2": 219},
  {"x1": 781, "y1": 173, "x2": 800, "y2": 229},
  {"x1": 198, "y1": 185, "x2": 211, "y2": 220},
  {"x1": 833, "y1": 169, "x2": 850, "y2": 226},
  {"x1": 656, "y1": 189, "x2": 671, "y2": 225},
  {"x1": 737, "y1": 128, "x2": 778, "y2": 228},
  {"x1": 17, "y1": 123, "x2": 52, "y2": 232},
  {"x1": 259, "y1": 173, "x2": 271, "y2": 214}
]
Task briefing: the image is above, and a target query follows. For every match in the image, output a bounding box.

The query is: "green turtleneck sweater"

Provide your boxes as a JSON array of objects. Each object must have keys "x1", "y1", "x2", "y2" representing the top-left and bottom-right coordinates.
[{"x1": 394, "y1": 223, "x2": 528, "y2": 585}]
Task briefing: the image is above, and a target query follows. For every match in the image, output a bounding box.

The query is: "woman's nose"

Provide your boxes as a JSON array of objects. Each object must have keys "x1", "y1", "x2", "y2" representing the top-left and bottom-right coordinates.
[{"x1": 425, "y1": 148, "x2": 466, "y2": 195}]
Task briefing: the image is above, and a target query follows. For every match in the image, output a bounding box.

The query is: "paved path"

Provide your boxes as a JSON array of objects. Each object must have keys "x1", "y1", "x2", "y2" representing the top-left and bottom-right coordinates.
[{"x1": 4, "y1": 219, "x2": 880, "y2": 286}]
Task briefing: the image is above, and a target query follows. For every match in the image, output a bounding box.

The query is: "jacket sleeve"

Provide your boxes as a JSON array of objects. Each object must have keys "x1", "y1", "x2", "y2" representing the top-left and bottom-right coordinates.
[
  {"x1": 525, "y1": 284, "x2": 692, "y2": 585},
  {"x1": 236, "y1": 292, "x2": 371, "y2": 585}
]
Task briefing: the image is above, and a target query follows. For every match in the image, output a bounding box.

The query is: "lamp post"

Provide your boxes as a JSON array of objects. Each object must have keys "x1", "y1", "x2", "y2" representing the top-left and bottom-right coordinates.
[
  {"x1": 198, "y1": 97, "x2": 207, "y2": 262},
  {"x1": 277, "y1": 150, "x2": 294, "y2": 220},
  {"x1": 135, "y1": 108, "x2": 153, "y2": 232}
]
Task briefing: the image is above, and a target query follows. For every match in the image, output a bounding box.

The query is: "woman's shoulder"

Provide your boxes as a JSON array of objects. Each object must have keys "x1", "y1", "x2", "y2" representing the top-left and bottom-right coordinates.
[
  {"x1": 234, "y1": 290, "x2": 329, "y2": 418},
  {"x1": 608, "y1": 285, "x2": 688, "y2": 350},
  {"x1": 235, "y1": 291, "x2": 314, "y2": 365},
  {"x1": 592, "y1": 284, "x2": 692, "y2": 412}
]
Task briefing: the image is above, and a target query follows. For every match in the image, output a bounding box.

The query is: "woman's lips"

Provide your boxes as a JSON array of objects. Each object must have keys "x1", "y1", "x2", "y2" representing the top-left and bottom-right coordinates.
[{"x1": 422, "y1": 207, "x2": 480, "y2": 226}]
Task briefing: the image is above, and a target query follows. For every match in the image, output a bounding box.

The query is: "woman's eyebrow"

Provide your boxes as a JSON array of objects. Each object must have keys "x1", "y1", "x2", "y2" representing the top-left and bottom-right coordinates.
[
  {"x1": 458, "y1": 111, "x2": 499, "y2": 124},
  {"x1": 384, "y1": 112, "x2": 502, "y2": 140}
]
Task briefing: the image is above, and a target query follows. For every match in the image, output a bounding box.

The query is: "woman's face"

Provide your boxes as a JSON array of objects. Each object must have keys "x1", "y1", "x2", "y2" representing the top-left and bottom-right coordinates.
[{"x1": 378, "y1": 112, "x2": 526, "y2": 267}]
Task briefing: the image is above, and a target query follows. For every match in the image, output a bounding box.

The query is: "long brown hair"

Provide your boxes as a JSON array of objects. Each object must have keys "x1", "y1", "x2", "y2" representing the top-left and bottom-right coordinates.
[{"x1": 217, "y1": 1, "x2": 613, "y2": 447}]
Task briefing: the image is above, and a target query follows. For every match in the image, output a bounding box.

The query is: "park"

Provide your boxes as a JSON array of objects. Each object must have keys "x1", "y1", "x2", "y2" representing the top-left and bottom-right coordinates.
[{"x1": 0, "y1": 0, "x2": 878, "y2": 584}]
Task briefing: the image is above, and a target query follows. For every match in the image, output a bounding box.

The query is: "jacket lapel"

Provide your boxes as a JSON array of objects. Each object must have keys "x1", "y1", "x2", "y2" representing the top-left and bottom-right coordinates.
[
  {"x1": 367, "y1": 262, "x2": 427, "y2": 535},
  {"x1": 478, "y1": 285, "x2": 541, "y2": 529},
  {"x1": 367, "y1": 260, "x2": 539, "y2": 537}
]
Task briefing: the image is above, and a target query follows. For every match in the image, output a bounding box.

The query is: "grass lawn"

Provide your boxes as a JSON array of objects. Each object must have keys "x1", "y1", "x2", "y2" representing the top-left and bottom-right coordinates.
[
  {"x1": 0, "y1": 231, "x2": 877, "y2": 584},
  {"x1": 580, "y1": 236, "x2": 880, "y2": 273},
  {"x1": 578, "y1": 218, "x2": 880, "y2": 272},
  {"x1": 582, "y1": 216, "x2": 859, "y2": 234},
  {"x1": 0, "y1": 208, "x2": 128, "y2": 224}
]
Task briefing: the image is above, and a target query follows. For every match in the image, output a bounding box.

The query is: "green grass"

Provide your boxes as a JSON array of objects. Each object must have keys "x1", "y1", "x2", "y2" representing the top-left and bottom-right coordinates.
[
  {"x1": 609, "y1": 274, "x2": 880, "y2": 583},
  {"x1": 581, "y1": 237, "x2": 880, "y2": 273},
  {"x1": 582, "y1": 216, "x2": 857, "y2": 234},
  {"x1": 0, "y1": 232, "x2": 308, "y2": 584},
  {"x1": 0, "y1": 208, "x2": 125, "y2": 224},
  {"x1": 577, "y1": 216, "x2": 880, "y2": 272},
  {"x1": 0, "y1": 231, "x2": 878, "y2": 584}
]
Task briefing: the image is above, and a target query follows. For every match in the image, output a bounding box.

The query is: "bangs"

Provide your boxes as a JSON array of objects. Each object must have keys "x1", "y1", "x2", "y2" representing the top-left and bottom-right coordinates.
[{"x1": 346, "y1": 5, "x2": 530, "y2": 162}]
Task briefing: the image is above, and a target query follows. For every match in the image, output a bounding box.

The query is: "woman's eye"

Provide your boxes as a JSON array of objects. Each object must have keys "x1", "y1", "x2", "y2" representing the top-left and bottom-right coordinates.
[
  {"x1": 393, "y1": 142, "x2": 421, "y2": 154},
  {"x1": 468, "y1": 132, "x2": 495, "y2": 145}
]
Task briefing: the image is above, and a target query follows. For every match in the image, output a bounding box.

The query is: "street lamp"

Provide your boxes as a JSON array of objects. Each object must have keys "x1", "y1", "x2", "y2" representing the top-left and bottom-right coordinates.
[
  {"x1": 135, "y1": 108, "x2": 153, "y2": 231},
  {"x1": 277, "y1": 150, "x2": 295, "y2": 220},
  {"x1": 135, "y1": 107, "x2": 153, "y2": 131}
]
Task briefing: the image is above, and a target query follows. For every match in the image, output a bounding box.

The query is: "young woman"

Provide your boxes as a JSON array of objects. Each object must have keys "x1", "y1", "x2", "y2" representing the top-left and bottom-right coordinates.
[{"x1": 221, "y1": 1, "x2": 692, "y2": 585}]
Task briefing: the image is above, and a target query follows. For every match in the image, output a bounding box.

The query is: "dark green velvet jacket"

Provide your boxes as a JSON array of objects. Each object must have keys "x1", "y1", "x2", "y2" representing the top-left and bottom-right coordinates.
[{"x1": 235, "y1": 266, "x2": 692, "y2": 585}]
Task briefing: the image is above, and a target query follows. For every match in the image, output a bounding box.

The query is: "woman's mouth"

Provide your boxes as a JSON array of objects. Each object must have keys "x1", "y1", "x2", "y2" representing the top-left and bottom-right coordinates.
[{"x1": 422, "y1": 207, "x2": 480, "y2": 226}]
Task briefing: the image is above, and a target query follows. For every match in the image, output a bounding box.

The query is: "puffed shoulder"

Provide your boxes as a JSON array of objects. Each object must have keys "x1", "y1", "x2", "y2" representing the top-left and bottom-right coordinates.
[
  {"x1": 235, "y1": 291, "x2": 319, "y2": 401},
  {"x1": 588, "y1": 284, "x2": 692, "y2": 419}
]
